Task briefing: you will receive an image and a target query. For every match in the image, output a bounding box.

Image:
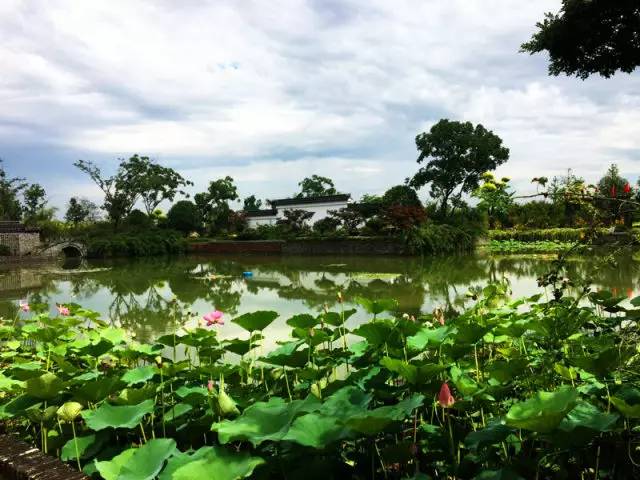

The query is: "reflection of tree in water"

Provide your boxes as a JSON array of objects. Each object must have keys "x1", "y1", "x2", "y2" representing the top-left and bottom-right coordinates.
[{"x1": 1, "y1": 252, "x2": 640, "y2": 340}]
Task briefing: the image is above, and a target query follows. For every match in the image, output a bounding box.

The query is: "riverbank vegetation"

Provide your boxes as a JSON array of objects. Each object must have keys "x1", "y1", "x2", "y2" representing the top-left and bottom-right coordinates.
[
  {"x1": 2, "y1": 277, "x2": 640, "y2": 478},
  {"x1": 2, "y1": 136, "x2": 640, "y2": 259}
]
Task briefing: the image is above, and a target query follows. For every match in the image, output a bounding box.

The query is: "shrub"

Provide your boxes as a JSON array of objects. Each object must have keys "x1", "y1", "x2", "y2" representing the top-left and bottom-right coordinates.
[
  {"x1": 488, "y1": 227, "x2": 607, "y2": 243},
  {"x1": 167, "y1": 201, "x2": 201, "y2": 234},
  {"x1": 405, "y1": 222, "x2": 477, "y2": 255},
  {"x1": 124, "y1": 209, "x2": 153, "y2": 229},
  {"x1": 0, "y1": 244, "x2": 11, "y2": 256},
  {"x1": 381, "y1": 185, "x2": 422, "y2": 208},
  {"x1": 86, "y1": 231, "x2": 187, "y2": 258},
  {"x1": 313, "y1": 217, "x2": 341, "y2": 235}
]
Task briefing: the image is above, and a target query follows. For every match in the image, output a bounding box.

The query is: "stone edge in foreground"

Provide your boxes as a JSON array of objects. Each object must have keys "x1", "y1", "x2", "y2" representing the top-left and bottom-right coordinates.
[{"x1": 0, "y1": 434, "x2": 88, "y2": 480}]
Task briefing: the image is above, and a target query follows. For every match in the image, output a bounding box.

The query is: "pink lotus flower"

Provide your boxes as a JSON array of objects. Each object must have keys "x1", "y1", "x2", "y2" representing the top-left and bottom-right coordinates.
[
  {"x1": 438, "y1": 382, "x2": 455, "y2": 408},
  {"x1": 19, "y1": 300, "x2": 29, "y2": 313},
  {"x1": 57, "y1": 305, "x2": 70, "y2": 316},
  {"x1": 611, "y1": 185, "x2": 617, "y2": 198},
  {"x1": 203, "y1": 310, "x2": 224, "y2": 326},
  {"x1": 207, "y1": 379, "x2": 214, "y2": 392}
]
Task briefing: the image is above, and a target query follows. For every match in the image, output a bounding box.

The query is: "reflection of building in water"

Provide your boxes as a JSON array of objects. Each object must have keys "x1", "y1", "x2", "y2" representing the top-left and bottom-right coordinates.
[{"x1": 0, "y1": 268, "x2": 45, "y2": 300}]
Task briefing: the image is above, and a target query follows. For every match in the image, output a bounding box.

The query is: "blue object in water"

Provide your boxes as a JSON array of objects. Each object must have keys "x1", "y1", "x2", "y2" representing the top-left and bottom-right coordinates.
[{"x1": 242, "y1": 271, "x2": 253, "y2": 278}]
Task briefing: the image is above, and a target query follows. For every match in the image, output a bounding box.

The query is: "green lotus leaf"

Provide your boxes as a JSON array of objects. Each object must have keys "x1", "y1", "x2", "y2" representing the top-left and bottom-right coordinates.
[
  {"x1": 355, "y1": 297, "x2": 398, "y2": 315},
  {"x1": 217, "y1": 390, "x2": 240, "y2": 417},
  {"x1": 473, "y1": 468, "x2": 525, "y2": 480},
  {"x1": 559, "y1": 401, "x2": 619, "y2": 432},
  {"x1": 407, "y1": 326, "x2": 452, "y2": 351},
  {"x1": 25, "y1": 372, "x2": 65, "y2": 400},
  {"x1": 57, "y1": 401, "x2": 83, "y2": 422},
  {"x1": 260, "y1": 341, "x2": 308, "y2": 368},
  {"x1": 61, "y1": 432, "x2": 109, "y2": 461},
  {"x1": 232, "y1": 311, "x2": 279, "y2": 332},
  {"x1": 95, "y1": 438, "x2": 176, "y2": 480},
  {"x1": 320, "y1": 309, "x2": 356, "y2": 326},
  {"x1": 82, "y1": 399, "x2": 155, "y2": 430},
  {"x1": 352, "y1": 321, "x2": 395, "y2": 346},
  {"x1": 121, "y1": 365, "x2": 158, "y2": 385},
  {"x1": 26, "y1": 405, "x2": 57, "y2": 423},
  {"x1": 214, "y1": 396, "x2": 320, "y2": 447},
  {"x1": 100, "y1": 327, "x2": 127, "y2": 345},
  {"x1": 164, "y1": 403, "x2": 193, "y2": 422},
  {"x1": 282, "y1": 412, "x2": 352, "y2": 448},
  {"x1": 0, "y1": 374, "x2": 24, "y2": 392},
  {"x1": 165, "y1": 446, "x2": 264, "y2": 480},
  {"x1": 465, "y1": 420, "x2": 515, "y2": 451},
  {"x1": 346, "y1": 394, "x2": 424, "y2": 435},
  {"x1": 0, "y1": 394, "x2": 42, "y2": 420},
  {"x1": 505, "y1": 386, "x2": 577, "y2": 433},
  {"x1": 73, "y1": 376, "x2": 124, "y2": 403},
  {"x1": 175, "y1": 385, "x2": 208, "y2": 406},
  {"x1": 286, "y1": 314, "x2": 318, "y2": 329},
  {"x1": 113, "y1": 384, "x2": 157, "y2": 405}
]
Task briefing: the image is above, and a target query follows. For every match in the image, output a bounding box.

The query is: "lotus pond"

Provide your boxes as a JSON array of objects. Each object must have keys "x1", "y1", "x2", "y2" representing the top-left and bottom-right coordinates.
[{"x1": 1, "y1": 253, "x2": 640, "y2": 479}]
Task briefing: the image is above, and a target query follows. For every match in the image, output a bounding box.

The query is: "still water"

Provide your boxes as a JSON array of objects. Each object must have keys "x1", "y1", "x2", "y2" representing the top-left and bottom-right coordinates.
[{"x1": 0, "y1": 253, "x2": 638, "y2": 347}]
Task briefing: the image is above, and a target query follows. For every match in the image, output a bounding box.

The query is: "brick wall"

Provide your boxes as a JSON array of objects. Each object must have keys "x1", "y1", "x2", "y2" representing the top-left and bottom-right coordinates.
[{"x1": 0, "y1": 232, "x2": 41, "y2": 256}]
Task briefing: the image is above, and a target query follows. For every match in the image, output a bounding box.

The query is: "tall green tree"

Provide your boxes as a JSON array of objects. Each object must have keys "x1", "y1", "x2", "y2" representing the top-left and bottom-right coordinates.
[
  {"x1": 243, "y1": 195, "x2": 262, "y2": 212},
  {"x1": 65, "y1": 197, "x2": 99, "y2": 225},
  {"x1": 0, "y1": 160, "x2": 26, "y2": 221},
  {"x1": 381, "y1": 185, "x2": 422, "y2": 208},
  {"x1": 409, "y1": 119, "x2": 509, "y2": 215},
  {"x1": 119, "y1": 155, "x2": 192, "y2": 215},
  {"x1": 194, "y1": 176, "x2": 238, "y2": 231},
  {"x1": 297, "y1": 175, "x2": 338, "y2": 198},
  {"x1": 74, "y1": 158, "x2": 143, "y2": 228},
  {"x1": 22, "y1": 184, "x2": 47, "y2": 218},
  {"x1": 522, "y1": 0, "x2": 640, "y2": 79}
]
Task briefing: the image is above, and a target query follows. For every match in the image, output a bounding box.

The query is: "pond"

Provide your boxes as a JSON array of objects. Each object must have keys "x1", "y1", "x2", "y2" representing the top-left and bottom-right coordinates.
[{"x1": 0, "y1": 253, "x2": 638, "y2": 348}]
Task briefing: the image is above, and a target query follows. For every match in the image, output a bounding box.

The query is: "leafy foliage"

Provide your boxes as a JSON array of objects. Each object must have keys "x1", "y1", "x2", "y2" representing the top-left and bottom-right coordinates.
[
  {"x1": 2, "y1": 281, "x2": 640, "y2": 478},
  {"x1": 522, "y1": 0, "x2": 640, "y2": 78},
  {"x1": 296, "y1": 175, "x2": 338, "y2": 198},
  {"x1": 410, "y1": 119, "x2": 509, "y2": 215}
]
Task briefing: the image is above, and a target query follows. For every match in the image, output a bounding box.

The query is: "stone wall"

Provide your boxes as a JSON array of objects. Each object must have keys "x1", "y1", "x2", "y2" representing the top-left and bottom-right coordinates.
[{"x1": 0, "y1": 232, "x2": 41, "y2": 256}]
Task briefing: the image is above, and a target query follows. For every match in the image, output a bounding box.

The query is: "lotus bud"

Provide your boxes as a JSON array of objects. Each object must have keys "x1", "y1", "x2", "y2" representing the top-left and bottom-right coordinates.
[{"x1": 57, "y1": 402, "x2": 83, "y2": 422}]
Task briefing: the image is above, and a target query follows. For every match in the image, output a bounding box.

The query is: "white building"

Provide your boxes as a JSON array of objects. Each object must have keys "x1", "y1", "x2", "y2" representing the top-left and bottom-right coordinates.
[{"x1": 245, "y1": 194, "x2": 351, "y2": 228}]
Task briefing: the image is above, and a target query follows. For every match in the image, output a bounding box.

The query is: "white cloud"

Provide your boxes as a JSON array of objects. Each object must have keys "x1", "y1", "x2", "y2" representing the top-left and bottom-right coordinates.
[{"x1": 1, "y1": 0, "x2": 640, "y2": 209}]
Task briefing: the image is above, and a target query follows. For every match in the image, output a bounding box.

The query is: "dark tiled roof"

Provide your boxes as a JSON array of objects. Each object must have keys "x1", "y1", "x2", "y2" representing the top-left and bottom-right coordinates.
[
  {"x1": 0, "y1": 221, "x2": 39, "y2": 233},
  {"x1": 269, "y1": 194, "x2": 351, "y2": 207},
  {"x1": 244, "y1": 209, "x2": 278, "y2": 217}
]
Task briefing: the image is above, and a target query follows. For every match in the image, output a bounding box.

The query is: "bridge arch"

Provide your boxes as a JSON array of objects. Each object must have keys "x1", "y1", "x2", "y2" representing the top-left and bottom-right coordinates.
[{"x1": 40, "y1": 241, "x2": 87, "y2": 258}]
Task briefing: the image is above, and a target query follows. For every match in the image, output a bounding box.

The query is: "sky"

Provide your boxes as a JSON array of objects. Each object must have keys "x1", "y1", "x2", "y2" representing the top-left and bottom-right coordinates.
[{"x1": 2, "y1": 0, "x2": 640, "y2": 214}]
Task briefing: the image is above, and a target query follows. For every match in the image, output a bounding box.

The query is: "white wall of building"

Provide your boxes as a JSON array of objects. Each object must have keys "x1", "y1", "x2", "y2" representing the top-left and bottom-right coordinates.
[{"x1": 246, "y1": 199, "x2": 349, "y2": 228}]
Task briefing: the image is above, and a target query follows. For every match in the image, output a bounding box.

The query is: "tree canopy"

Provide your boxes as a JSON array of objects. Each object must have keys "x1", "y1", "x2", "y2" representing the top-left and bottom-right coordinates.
[
  {"x1": 522, "y1": 0, "x2": 640, "y2": 79},
  {"x1": 119, "y1": 155, "x2": 192, "y2": 215},
  {"x1": 243, "y1": 195, "x2": 262, "y2": 212},
  {"x1": 0, "y1": 160, "x2": 26, "y2": 221},
  {"x1": 296, "y1": 175, "x2": 338, "y2": 198},
  {"x1": 409, "y1": 119, "x2": 509, "y2": 215},
  {"x1": 65, "y1": 197, "x2": 99, "y2": 224},
  {"x1": 74, "y1": 159, "x2": 140, "y2": 227},
  {"x1": 22, "y1": 184, "x2": 47, "y2": 218}
]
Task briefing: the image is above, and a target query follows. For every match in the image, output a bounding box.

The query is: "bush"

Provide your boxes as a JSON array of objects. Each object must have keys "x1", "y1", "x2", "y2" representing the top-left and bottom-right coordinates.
[
  {"x1": 0, "y1": 244, "x2": 11, "y2": 256},
  {"x1": 167, "y1": 201, "x2": 201, "y2": 234},
  {"x1": 313, "y1": 217, "x2": 341, "y2": 235},
  {"x1": 488, "y1": 227, "x2": 607, "y2": 243},
  {"x1": 86, "y1": 231, "x2": 187, "y2": 258},
  {"x1": 124, "y1": 209, "x2": 153, "y2": 229},
  {"x1": 405, "y1": 222, "x2": 478, "y2": 255}
]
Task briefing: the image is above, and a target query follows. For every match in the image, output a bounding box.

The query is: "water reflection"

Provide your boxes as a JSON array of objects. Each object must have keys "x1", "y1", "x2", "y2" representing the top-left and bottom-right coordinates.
[{"x1": 0, "y1": 253, "x2": 638, "y2": 345}]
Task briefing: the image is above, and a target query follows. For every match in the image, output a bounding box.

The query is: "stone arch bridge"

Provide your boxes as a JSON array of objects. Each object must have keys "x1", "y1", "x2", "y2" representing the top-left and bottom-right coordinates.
[{"x1": 36, "y1": 240, "x2": 87, "y2": 258}]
